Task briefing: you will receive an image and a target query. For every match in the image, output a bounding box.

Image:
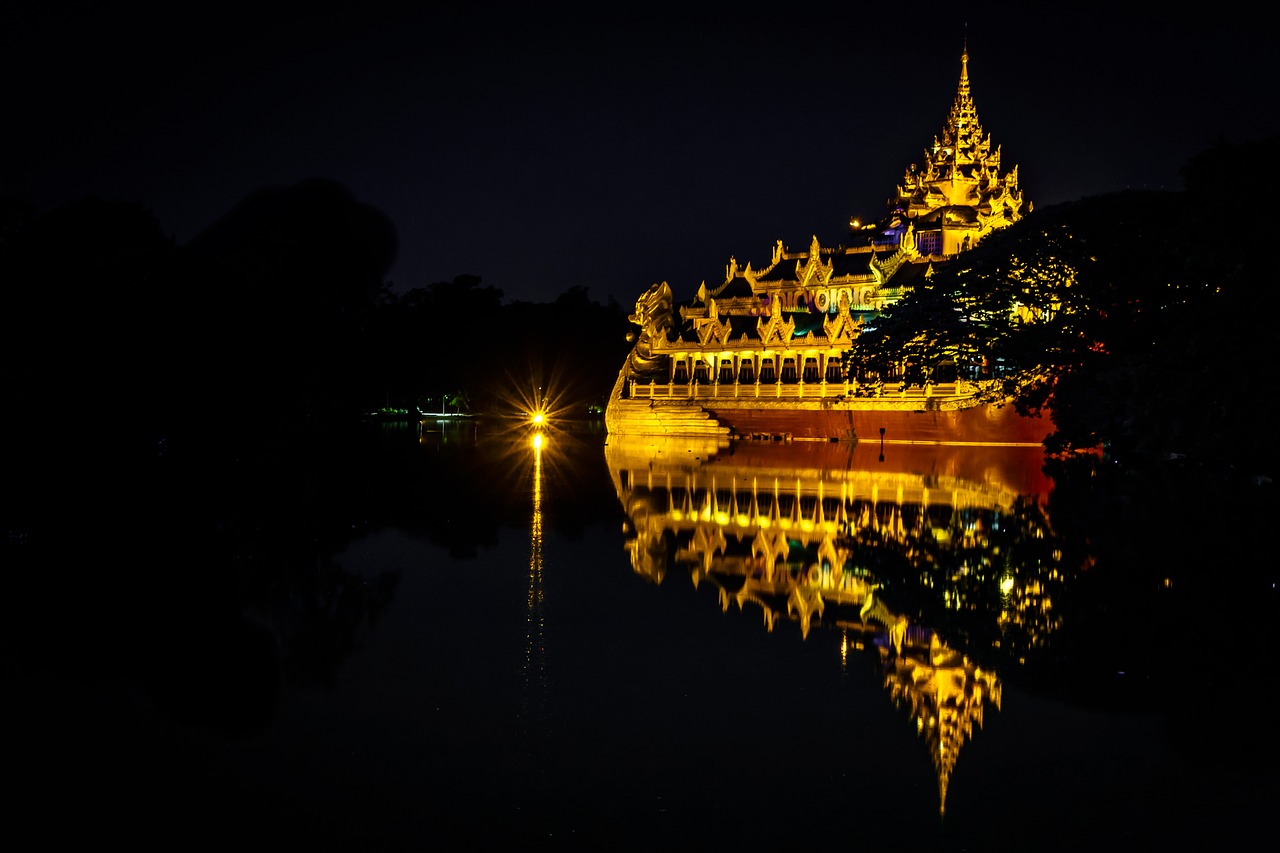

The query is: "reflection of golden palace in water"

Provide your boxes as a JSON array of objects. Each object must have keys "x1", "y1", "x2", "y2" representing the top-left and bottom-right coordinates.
[{"x1": 607, "y1": 436, "x2": 1062, "y2": 814}]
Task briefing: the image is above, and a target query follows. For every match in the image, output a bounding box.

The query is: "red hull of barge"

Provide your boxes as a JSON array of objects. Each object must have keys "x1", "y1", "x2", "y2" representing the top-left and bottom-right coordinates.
[{"x1": 700, "y1": 399, "x2": 1053, "y2": 446}]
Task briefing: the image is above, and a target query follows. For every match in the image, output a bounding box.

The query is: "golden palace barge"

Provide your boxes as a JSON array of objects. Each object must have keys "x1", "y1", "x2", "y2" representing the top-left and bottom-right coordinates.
[{"x1": 605, "y1": 44, "x2": 1050, "y2": 447}]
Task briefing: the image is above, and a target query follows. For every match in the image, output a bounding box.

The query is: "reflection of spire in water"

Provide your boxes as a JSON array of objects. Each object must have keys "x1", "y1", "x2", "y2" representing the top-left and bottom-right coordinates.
[
  {"x1": 862, "y1": 592, "x2": 1001, "y2": 816},
  {"x1": 522, "y1": 436, "x2": 547, "y2": 748}
]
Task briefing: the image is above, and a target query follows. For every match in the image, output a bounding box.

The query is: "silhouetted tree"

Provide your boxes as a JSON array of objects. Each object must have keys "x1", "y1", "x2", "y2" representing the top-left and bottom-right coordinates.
[{"x1": 1, "y1": 181, "x2": 402, "y2": 734}]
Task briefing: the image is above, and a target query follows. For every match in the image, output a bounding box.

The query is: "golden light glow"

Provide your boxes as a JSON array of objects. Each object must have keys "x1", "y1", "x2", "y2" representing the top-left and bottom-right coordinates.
[
  {"x1": 532, "y1": 432, "x2": 544, "y2": 450},
  {"x1": 492, "y1": 369, "x2": 572, "y2": 446}
]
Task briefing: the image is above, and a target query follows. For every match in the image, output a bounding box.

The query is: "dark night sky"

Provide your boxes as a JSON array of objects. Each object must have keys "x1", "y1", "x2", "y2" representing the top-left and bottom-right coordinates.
[{"x1": 4, "y1": 3, "x2": 1276, "y2": 307}]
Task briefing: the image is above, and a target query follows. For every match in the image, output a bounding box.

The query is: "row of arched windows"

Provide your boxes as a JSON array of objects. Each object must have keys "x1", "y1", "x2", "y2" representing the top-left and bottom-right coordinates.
[{"x1": 671, "y1": 355, "x2": 844, "y2": 385}]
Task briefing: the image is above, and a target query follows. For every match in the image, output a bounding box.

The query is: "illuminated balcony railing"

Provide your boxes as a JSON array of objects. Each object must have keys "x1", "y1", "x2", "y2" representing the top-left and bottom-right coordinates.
[
  {"x1": 628, "y1": 380, "x2": 980, "y2": 402},
  {"x1": 630, "y1": 380, "x2": 846, "y2": 400}
]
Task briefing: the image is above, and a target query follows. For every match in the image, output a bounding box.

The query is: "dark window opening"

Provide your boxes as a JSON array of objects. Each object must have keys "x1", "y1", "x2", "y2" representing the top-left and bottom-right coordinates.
[{"x1": 780, "y1": 359, "x2": 799, "y2": 384}]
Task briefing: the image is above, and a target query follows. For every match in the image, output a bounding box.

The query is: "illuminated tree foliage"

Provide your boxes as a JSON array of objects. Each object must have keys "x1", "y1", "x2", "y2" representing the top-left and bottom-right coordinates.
[{"x1": 850, "y1": 133, "x2": 1279, "y2": 472}]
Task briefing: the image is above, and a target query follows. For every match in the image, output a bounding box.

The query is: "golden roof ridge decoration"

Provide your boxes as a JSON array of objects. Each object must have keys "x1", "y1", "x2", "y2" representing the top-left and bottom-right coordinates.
[
  {"x1": 694, "y1": 307, "x2": 732, "y2": 348},
  {"x1": 795, "y1": 234, "x2": 836, "y2": 288},
  {"x1": 751, "y1": 528, "x2": 791, "y2": 577},
  {"x1": 870, "y1": 245, "x2": 912, "y2": 284},
  {"x1": 787, "y1": 585, "x2": 824, "y2": 639},
  {"x1": 756, "y1": 307, "x2": 797, "y2": 346},
  {"x1": 822, "y1": 291, "x2": 860, "y2": 342}
]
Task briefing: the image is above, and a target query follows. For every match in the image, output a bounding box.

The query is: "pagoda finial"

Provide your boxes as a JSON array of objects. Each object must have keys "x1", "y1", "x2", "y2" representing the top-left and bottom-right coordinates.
[{"x1": 890, "y1": 34, "x2": 1029, "y2": 242}]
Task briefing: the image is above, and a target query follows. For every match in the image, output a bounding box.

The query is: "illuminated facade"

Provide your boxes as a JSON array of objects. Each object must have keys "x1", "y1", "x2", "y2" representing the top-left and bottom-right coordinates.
[{"x1": 605, "y1": 46, "x2": 1042, "y2": 443}]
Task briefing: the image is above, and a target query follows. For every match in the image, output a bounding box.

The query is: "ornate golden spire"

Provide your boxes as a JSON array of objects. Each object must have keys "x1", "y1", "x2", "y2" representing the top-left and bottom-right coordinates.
[{"x1": 891, "y1": 40, "x2": 1027, "y2": 256}]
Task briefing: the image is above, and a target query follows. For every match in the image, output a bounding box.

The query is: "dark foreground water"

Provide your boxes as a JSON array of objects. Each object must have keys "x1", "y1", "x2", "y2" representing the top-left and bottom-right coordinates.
[{"x1": 5, "y1": 418, "x2": 1277, "y2": 851}]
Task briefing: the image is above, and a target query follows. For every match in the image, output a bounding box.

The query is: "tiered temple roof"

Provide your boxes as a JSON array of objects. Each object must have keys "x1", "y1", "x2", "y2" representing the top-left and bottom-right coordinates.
[
  {"x1": 674, "y1": 43, "x2": 1026, "y2": 331},
  {"x1": 892, "y1": 42, "x2": 1027, "y2": 256}
]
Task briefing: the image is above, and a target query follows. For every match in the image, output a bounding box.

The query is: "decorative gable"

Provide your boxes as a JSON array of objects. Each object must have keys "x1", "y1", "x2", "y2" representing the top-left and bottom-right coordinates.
[
  {"x1": 822, "y1": 292, "x2": 862, "y2": 343},
  {"x1": 757, "y1": 310, "x2": 797, "y2": 346},
  {"x1": 696, "y1": 313, "x2": 733, "y2": 347},
  {"x1": 796, "y1": 235, "x2": 835, "y2": 288}
]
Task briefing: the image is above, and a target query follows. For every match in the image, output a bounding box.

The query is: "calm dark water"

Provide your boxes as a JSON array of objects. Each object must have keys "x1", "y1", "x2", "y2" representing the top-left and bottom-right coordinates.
[{"x1": 6, "y1": 418, "x2": 1276, "y2": 850}]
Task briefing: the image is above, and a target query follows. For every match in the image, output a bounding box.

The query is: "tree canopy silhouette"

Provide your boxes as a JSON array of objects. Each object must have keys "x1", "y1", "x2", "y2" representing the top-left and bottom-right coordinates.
[{"x1": 847, "y1": 134, "x2": 1279, "y2": 472}]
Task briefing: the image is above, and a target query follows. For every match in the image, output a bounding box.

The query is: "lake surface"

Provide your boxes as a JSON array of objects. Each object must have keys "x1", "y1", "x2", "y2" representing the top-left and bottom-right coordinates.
[{"x1": 6, "y1": 418, "x2": 1276, "y2": 850}]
